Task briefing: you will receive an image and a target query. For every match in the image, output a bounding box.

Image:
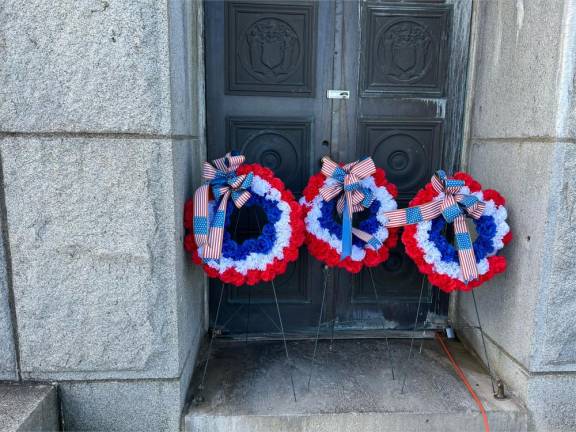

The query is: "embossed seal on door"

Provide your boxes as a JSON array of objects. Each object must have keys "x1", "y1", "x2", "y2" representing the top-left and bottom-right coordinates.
[{"x1": 241, "y1": 18, "x2": 301, "y2": 83}]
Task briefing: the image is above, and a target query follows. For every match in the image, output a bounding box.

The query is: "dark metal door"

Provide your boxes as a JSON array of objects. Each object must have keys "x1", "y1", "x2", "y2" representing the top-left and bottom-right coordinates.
[
  {"x1": 204, "y1": 0, "x2": 335, "y2": 336},
  {"x1": 204, "y1": 0, "x2": 471, "y2": 337}
]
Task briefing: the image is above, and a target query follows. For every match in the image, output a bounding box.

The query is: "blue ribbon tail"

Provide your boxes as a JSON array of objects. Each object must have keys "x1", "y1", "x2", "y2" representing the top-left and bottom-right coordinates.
[{"x1": 341, "y1": 202, "x2": 352, "y2": 260}]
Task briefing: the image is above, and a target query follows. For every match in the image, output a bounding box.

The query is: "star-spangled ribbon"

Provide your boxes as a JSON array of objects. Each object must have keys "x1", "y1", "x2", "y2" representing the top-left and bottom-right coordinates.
[
  {"x1": 319, "y1": 156, "x2": 382, "y2": 260},
  {"x1": 193, "y1": 152, "x2": 253, "y2": 260},
  {"x1": 383, "y1": 170, "x2": 486, "y2": 283}
]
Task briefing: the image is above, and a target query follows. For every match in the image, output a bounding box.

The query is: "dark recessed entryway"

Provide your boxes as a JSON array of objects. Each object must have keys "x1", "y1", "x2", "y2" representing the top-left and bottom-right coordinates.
[{"x1": 203, "y1": 0, "x2": 471, "y2": 338}]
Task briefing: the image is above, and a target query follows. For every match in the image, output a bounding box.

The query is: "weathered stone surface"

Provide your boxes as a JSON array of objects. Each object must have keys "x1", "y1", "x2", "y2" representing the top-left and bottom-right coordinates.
[
  {"x1": 470, "y1": 0, "x2": 565, "y2": 139},
  {"x1": 167, "y1": 0, "x2": 207, "y2": 390},
  {"x1": 530, "y1": 142, "x2": 576, "y2": 372},
  {"x1": 460, "y1": 140, "x2": 576, "y2": 374},
  {"x1": 0, "y1": 0, "x2": 171, "y2": 134},
  {"x1": 168, "y1": 0, "x2": 204, "y2": 137},
  {"x1": 172, "y1": 138, "x2": 206, "y2": 370},
  {"x1": 460, "y1": 1, "x2": 576, "y2": 428},
  {"x1": 557, "y1": 0, "x2": 576, "y2": 140},
  {"x1": 458, "y1": 140, "x2": 556, "y2": 369},
  {"x1": 526, "y1": 373, "x2": 576, "y2": 432},
  {"x1": 0, "y1": 1, "x2": 206, "y2": 430},
  {"x1": 60, "y1": 378, "x2": 183, "y2": 431},
  {"x1": 0, "y1": 136, "x2": 182, "y2": 380},
  {"x1": 167, "y1": 0, "x2": 207, "y2": 370},
  {"x1": 0, "y1": 216, "x2": 17, "y2": 381},
  {"x1": 0, "y1": 383, "x2": 59, "y2": 431},
  {"x1": 459, "y1": 326, "x2": 576, "y2": 432},
  {"x1": 186, "y1": 340, "x2": 528, "y2": 432}
]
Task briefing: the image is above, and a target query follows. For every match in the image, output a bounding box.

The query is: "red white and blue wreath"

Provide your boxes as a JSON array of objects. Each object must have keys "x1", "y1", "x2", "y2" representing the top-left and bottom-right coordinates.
[
  {"x1": 300, "y1": 156, "x2": 399, "y2": 273},
  {"x1": 184, "y1": 152, "x2": 305, "y2": 286},
  {"x1": 385, "y1": 171, "x2": 511, "y2": 292}
]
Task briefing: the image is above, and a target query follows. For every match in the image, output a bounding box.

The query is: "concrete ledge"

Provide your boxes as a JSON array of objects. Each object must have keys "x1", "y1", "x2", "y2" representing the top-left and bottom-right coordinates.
[
  {"x1": 188, "y1": 411, "x2": 524, "y2": 432},
  {"x1": 0, "y1": 383, "x2": 59, "y2": 431},
  {"x1": 185, "y1": 339, "x2": 527, "y2": 432}
]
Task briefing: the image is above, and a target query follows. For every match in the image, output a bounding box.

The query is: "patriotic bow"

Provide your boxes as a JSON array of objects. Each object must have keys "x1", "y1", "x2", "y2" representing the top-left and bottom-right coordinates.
[
  {"x1": 319, "y1": 156, "x2": 382, "y2": 260},
  {"x1": 385, "y1": 170, "x2": 486, "y2": 283},
  {"x1": 193, "y1": 152, "x2": 253, "y2": 260}
]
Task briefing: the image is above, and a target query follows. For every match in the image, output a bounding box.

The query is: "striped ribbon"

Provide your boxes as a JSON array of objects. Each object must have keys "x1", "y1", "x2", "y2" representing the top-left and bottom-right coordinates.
[
  {"x1": 193, "y1": 152, "x2": 253, "y2": 260},
  {"x1": 384, "y1": 170, "x2": 486, "y2": 283},
  {"x1": 319, "y1": 156, "x2": 381, "y2": 260}
]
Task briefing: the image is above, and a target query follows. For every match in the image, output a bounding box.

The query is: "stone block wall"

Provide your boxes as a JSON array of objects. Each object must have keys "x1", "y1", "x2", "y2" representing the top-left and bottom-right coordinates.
[
  {"x1": 456, "y1": 1, "x2": 576, "y2": 431},
  {"x1": 0, "y1": 0, "x2": 206, "y2": 430},
  {"x1": 0, "y1": 212, "x2": 17, "y2": 381}
]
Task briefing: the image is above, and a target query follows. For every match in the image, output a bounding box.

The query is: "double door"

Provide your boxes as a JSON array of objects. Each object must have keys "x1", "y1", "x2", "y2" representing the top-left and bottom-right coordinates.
[{"x1": 204, "y1": 0, "x2": 471, "y2": 337}]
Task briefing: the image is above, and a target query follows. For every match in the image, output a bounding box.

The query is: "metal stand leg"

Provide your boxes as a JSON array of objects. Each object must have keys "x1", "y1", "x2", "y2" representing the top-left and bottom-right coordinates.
[
  {"x1": 329, "y1": 318, "x2": 336, "y2": 352},
  {"x1": 307, "y1": 265, "x2": 329, "y2": 391},
  {"x1": 244, "y1": 285, "x2": 252, "y2": 344},
  {"x1": 329, "y1": 268, "x2": 338, "y2": 352},
  {"x1": 368, "y1": 268, "x2": 395, "y2": 380},
  {"x1": 271, "y1": 277, "x2": 298, "y2": 402},
  {"x1": 472, "y1": 290, "x2": 496, "y2": 394},
  {"x1": 401, "y1": 276, "x2": 426, "y2": 394},
  {"x1": 196, "y1": 282, "x2": 226, "y2": 402},
  {"x1": 254, "y1": 211, "x2": 297, "y2": 402}
]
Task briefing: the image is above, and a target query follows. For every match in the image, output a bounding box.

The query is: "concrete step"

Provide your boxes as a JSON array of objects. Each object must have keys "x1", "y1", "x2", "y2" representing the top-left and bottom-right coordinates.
[
  {"x1": 0, "y1": 383, "x2": 59, "y2": 432},
  {"x1": 185, "y1": 339, "x2": 528, "y2": 432}
]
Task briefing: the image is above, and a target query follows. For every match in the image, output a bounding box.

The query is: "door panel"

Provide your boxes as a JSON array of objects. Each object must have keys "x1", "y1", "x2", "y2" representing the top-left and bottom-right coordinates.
[
  {"x1": 361, "y1": 5, "x2": 452, "y2": 97},
  {"x1": 359, "y1": 119, "x2": 443, "y2": 206},
  {"x1": 225, "y1": 2, "x2": 317, "y2": 96},
  {"x1": 227, "y1": 117, "x2": 312, "y2": 195}
]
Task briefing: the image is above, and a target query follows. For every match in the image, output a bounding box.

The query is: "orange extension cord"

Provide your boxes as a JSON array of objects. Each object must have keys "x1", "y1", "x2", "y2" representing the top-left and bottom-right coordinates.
[{"x1": 435, "y1": 332, "x2": 490, "y2": 432}]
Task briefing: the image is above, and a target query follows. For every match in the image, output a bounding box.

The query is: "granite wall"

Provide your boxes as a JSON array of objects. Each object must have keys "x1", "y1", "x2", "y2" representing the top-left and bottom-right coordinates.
[
  {"x1": 456, "y1": 1, "x2": 576, "y2": 431},
  {"x1": 0, "y1": 0, "x2": 206, "y2": 429}
]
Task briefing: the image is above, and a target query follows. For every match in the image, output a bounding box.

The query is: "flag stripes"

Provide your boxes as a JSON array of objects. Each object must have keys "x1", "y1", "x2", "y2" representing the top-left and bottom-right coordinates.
[
  {"x1": 318, "y1": 156, "x2": 380, "y2": 259},
  {"x1": 193, "y1": 153, "x2": 253, "y2": 260}
]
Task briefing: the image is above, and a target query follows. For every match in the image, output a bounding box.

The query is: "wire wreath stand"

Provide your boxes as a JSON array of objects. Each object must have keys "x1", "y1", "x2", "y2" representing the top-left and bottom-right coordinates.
[
  {"x1": 305, "y1": 264, "x2": 397, "y2": 391},
  {"x1": 192, "y1": 219, "x2": 498, "y2": 406},
  {"x1": 305, "y1": 233, "x2": 498, "y2": 399},
  {"x1": 192, "y1": 175, "x2": 500, "y2": 405},
  {"x1": 193, "y1": 208, "x2": 297, "y2": 404}
]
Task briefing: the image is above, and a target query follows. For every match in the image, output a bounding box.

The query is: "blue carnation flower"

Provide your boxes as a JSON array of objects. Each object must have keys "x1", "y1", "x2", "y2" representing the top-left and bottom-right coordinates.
[
  {"x1": 220, "y1": 193, "x2": 280, "y2": 260},
  {"x1": 318, "y1": 196, "x2": 382, "y2": 248},
  {"x1": 430, "y1": 214, "x2": 498, "y2": 264}
]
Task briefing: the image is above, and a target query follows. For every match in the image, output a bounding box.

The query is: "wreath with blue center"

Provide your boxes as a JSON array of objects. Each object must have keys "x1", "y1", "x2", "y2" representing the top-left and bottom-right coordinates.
[
  {"x1": 184, "y1": 163, "x2": 305, "y2": 286},
  {"x1": 300, "y1": 167, "x2": 399, "y2": 273},
  {"x1": 402, "y1": 172, "x2": 511, "y2": 292}
]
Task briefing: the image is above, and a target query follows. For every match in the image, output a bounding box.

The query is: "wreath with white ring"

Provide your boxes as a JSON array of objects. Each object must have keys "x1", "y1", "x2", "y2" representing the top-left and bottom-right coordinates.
[
  {"x1": 300, "y1": 159, "x2": 399, "y2": 273},
  {"x1": 401, "y1": 172, "x2": 511, "y2": 292},
  {"x1": 184, "y1": 157, "x2": 304, "y2": 286}
]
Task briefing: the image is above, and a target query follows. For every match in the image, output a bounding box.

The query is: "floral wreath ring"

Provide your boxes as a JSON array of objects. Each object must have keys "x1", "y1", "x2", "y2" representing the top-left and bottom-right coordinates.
[
  {"x1": 396, "y1": 171, "x2": 512, "y2": 292},
  {"x1": 300, "y1": 156, "x2": 399, "y2": 273},
  {"x1": 184, "y1": 153, "x2": 305, "y2": 286}
]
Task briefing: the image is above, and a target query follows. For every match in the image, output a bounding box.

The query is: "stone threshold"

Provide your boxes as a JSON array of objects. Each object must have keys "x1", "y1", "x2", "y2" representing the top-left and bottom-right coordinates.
[{"x1": 185, "y1": 338, "x2": 527, "y2": 432}]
